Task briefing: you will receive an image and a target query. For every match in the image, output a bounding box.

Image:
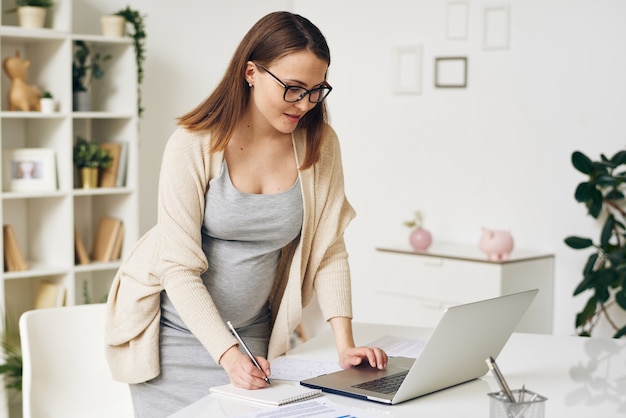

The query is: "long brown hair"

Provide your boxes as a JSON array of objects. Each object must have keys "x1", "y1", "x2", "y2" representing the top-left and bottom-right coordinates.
[{"x1": 178, "y1": 11, "x2": 331, "y2": 170}]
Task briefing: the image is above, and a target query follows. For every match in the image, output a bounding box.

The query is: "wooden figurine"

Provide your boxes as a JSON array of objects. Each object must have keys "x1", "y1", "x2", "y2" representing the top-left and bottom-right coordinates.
[{"x1": 3, "y1": 51, "x2": 41, "y2": 111}]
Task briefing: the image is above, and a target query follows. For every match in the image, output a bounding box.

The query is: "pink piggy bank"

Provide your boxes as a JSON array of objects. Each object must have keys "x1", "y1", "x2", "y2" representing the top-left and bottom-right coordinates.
[{"x1": 479, "y1": 228, "x2": 514, "y2": 261}]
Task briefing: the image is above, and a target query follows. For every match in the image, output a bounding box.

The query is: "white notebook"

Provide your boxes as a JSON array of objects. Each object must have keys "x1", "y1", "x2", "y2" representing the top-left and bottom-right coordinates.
[{"x1": 209, "y1": 381, "x2": 322, "y2": 406}]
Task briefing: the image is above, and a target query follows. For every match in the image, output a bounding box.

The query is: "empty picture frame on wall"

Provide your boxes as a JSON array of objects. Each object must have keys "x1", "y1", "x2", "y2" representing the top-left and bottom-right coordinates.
[
  {"x1": 435, "y1": 57, "x2": 467, "y2": 88},
  {"x1": 2, "y1": 148, "x2": 57, "y2": 192},
  {"x1": 446, "y1": 2, "x2": 469, "y2": 40},
  {"x1": 392, "y1": 45, "x2": 423, "y2": 94},
  {"x1": 483, "y1": 5, "x2": 510, "y2": 49}
]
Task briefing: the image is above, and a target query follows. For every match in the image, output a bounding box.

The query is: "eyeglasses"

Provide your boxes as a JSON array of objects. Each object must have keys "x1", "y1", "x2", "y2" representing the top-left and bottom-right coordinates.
[{"x1": 257, "y1": 64, "x2": 332, "y2": 103}]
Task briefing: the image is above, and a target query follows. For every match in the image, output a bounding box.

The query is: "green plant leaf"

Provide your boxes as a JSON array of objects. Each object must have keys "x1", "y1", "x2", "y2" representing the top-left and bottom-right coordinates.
[
  {"x1": 614, "y1": 325, "x2": 626, "y2": 338},
  {"x1": 574, "y1": 274, "x2": 595, "y2": 296},
  {"x1": 574, "y1": 182, "x2": 595, "y2": 202},
  {"x1": 596, "y1": 174, "x2": 619, "y2": 187},
  {"x1": 572, "y1": 151, "x2": 594, "y2": 175},
  {"x1": 583, "y1": 253, "x2": 600, "y2": 276},
  {"x1": 600, "y1": 215, "x2": 615, "y2": 247},
  {"x1": 616, "y1": 290, "x2": 626, "y2": 310},
  {"x1": 564, "y1": 236, "x2": 593, "y2": 249},
  {"x1": 611, "y1": 150, "x2": 626, "y2": 166},
  {"x1": 16, "y1": 0, "x2": 53, "y2": 7},
  {"x1": 575, "y1": 296, "x2": 597, "y2": 328},
  {"x1": 588, "y1": 191, "x2": 604, "y2": 218},
  {"x1": 605, "y1": 189, "x2": 625, "y2": 201},
  {"x1": 595, "y1": 276, "x2": 612, "y2": 302}
]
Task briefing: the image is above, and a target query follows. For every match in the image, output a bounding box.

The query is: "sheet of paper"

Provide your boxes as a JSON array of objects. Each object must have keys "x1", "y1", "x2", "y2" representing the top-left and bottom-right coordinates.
[
  {"x1": 233, "y1": 397, "x2": 377, "y2": 418},
  {"x1": 366, "y1": 335, "x2": 427, "y2": 358},
  {"x1": 270, "y1": 357, "x2": 343, "y2": 381}
]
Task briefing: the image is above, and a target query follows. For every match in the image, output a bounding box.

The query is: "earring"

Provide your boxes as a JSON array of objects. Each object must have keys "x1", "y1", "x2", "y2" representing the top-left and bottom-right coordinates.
[{"x1": 248, "y1": 83, "x2": 253, "y2": 88}]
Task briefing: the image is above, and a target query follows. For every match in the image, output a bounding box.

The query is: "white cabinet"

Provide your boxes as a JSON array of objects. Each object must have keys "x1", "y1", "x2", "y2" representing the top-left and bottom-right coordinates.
[
  {"x1": 0, "y1": 2, "x2": 139, "y2": 416},
  {"x1": 371, "y1": 243, "x2": 554, "y2": 334}
]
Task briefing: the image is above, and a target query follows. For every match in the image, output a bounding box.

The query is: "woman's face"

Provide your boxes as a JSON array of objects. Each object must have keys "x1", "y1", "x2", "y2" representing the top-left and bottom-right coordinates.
[{"x1": 246, "y1": 50, "x2": 329, "y2": 135}]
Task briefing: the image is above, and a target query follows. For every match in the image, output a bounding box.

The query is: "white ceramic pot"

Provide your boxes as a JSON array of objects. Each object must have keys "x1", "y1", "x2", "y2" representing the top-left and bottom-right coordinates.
[
  {"x1": 101, "y1": 15, "x2": 126, "y2": 37},
  {"x1": 18, "y1": 6, "x2": 47, "y2": 29},
  {"x1": 40, "y1": 97, "x2": 55, "y2": 113}
]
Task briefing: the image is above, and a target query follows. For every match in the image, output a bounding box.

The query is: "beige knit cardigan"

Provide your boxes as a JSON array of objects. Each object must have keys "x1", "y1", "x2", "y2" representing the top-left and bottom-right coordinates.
[{"x1": 104, "y1": 125, "x2": 355, "y2": 384}]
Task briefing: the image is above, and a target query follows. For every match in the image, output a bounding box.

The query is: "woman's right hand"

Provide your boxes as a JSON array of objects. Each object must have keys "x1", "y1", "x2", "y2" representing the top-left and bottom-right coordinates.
[{"x1": 219, "y1": 345, "x2": 271, "y2": 389}]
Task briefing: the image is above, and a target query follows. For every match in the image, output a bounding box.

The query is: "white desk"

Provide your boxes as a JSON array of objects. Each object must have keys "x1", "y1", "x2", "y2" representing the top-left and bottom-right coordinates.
[{"x1": 170, "y1": 323, "x2": 626, "y2": 418}]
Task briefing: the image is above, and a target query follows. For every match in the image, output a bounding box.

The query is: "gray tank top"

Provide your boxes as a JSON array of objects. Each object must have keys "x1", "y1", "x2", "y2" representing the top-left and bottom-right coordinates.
[{"x1": 161, "y1": 160, "x2": 303, "y2": 334}]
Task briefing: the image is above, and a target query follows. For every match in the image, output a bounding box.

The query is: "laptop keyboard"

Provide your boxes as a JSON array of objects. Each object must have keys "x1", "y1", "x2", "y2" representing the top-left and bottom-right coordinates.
[{"x1": 351, "y1": 371, "x2": 409, "y2": 394}]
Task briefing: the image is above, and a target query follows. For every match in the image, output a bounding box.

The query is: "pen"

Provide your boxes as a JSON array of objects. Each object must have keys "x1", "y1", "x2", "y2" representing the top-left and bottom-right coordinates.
[
  {"x1": 227, "y1": 321, "x2": 271, "y2": 385},
  {"x1": 486, "y1": 356, "x2": 516, "y2": 403}
]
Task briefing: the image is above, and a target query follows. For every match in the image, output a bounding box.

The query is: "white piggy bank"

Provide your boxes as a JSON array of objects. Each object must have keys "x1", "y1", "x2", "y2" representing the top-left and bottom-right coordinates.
[{"x1": 479, "y1": 228, "x2": 514, "y2": 261}]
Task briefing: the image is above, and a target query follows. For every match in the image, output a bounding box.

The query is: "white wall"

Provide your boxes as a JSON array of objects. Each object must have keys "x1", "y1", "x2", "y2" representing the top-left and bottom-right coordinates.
[
  {"x1": 293, "y1": 0, "x2": 626, "y2": 337},
  {"x1": 122, "y1": 0, "x2": 626, "y2": 337}
]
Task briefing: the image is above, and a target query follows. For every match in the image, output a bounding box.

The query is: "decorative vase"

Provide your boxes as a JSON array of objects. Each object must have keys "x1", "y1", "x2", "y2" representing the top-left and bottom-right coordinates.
[
  {"x1": 80, "y1": 167, "x2": 98, "y2": 189},
  {"x1": 73, "y1": 91, "x2": 91, "y2": 112},
  {"x1": 409, "y1": 227, "x2": 432, "y2": 251},
  {"x1": 40, "y1": 97, "x2": 55, "y2": 113},
  {"x1": 17, "y1": 6, "x2": 47, "y2": 29},
  {"x1": 100, "y1": 15, "x2": 126, "y2": 37}
]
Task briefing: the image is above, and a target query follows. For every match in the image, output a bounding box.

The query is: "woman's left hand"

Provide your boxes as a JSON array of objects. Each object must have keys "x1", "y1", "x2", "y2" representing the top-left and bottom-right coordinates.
[{"x1": 338, "y1": 345, "x2": 388, "y2": 370}]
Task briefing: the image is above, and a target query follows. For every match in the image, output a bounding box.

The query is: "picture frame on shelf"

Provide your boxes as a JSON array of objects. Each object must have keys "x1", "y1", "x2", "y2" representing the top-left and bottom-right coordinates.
[
  {"x1": 434, "y1": 57, "x2": 468, "y2": 88},
  {"x1": 2, "y1": 148, "x2": 57, "y2": 192}
]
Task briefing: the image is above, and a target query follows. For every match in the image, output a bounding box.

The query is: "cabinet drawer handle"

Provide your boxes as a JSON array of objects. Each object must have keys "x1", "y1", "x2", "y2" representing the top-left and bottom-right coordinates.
[
  {"x1": 422, "y1": 258, "x2": 444, "y2": 267},
  {"x1": 422, "y1": 301, "x2": 446, "y2": 311}
]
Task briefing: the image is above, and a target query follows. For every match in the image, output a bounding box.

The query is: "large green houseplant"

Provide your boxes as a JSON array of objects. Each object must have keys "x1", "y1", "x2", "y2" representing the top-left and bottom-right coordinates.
[
  {"x1": 72, "y1": 40, "x2": 111, "y2": 93},
  {"x1": 564, "y1": 150, "x2": 626, "y2": 338},
  {"x1": 72, "y1": 40, "x2": 111, "y2": 111}
]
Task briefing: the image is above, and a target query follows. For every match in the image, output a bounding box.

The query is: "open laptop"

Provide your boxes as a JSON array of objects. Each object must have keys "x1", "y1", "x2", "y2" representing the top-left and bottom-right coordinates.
[{"x1": 300, "y1": 289, "x2": 538, "y2": 404}]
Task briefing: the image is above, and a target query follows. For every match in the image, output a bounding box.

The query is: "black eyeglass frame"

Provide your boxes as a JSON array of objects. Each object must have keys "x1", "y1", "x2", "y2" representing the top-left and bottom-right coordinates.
[{"x1": 257, "y1": 64, "x2": 333, "y2": 103}]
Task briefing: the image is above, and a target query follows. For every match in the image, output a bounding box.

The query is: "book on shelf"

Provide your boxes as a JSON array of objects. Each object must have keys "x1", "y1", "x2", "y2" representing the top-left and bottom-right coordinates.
[
  {"x1": 116, "y1": 142, "x2": 128, "y2": 187},
  {"x1": 99, "y1": 142, "x2": 123, "y2": 188},
  {"x1": 74, "y1": 227, "x2": 90, "y2": 265},
  {"x1": 111, "y1": 222, "x2": 124, "y2": 261},
  {"x1": 91, "y1": 217, "x2": 123, "y2": 262},
  {"x1": 209, "y1": 382, "x2": 322, "y2": 406},
  {"x1": 34, "y1": 280, "x2": 66, "y2": 309},
  {"x1": 3, "y1": 224, "x2": 28, "y2": 272}
]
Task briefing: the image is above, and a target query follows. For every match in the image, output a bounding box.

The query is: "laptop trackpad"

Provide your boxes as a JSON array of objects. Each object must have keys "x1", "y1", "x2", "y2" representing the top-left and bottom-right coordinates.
[{"x1": 300, "y1": 357, "x2": 415, "y2": 400}]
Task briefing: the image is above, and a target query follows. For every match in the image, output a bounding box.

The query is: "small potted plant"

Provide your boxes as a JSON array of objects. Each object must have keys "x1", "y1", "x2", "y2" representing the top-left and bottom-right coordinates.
[
  {"x1": 12, "y1": 0, "x2": 54, "y2": 29},
  {"x1": 100, "y1": 13, "x2": 125, "y2": 37},
  {"x1": 73, "y1": 137, "x2": 112, "y2": 188},
  {"x1": 39, "y1": 90, "x2": 54, "y2": 113},
  {"x1": 72, "y1": 40, "x2": 111, "y2": 111}
]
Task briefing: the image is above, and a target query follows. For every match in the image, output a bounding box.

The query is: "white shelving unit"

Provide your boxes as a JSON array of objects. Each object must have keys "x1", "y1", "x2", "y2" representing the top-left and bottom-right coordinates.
[{"x1": 0, "y1": 1, "x2": 139, "y2": 416}]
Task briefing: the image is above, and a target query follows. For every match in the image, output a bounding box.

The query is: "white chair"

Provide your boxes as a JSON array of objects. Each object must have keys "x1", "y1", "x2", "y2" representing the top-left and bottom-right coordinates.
[{"x1": 19, "y1": 303, "x2": 134, "y2": 418}]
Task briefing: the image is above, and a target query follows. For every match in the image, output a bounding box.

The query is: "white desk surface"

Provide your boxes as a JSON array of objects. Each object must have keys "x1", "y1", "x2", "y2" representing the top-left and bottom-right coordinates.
[{"x1": 170, "y1": 323, "x2": 626, "y2": 418}]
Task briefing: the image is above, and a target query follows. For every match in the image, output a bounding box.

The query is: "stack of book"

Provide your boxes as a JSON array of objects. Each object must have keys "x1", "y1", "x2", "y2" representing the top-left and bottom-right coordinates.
[
  {"x1": 91, "y1": 217, "x2": 124, "y2": 262},
  {"x1": 34, "y1": 280, "x2": 66, "y2": 309},
  {"x1": 74, "y1": 217, "x2": 124, "y2": 265},
  {"x1": 98, "y1": 142, "x2": 128, "y2": 188},
  {"x1": 3, "y1": 224, "x2": 28, "y2": 272}
]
